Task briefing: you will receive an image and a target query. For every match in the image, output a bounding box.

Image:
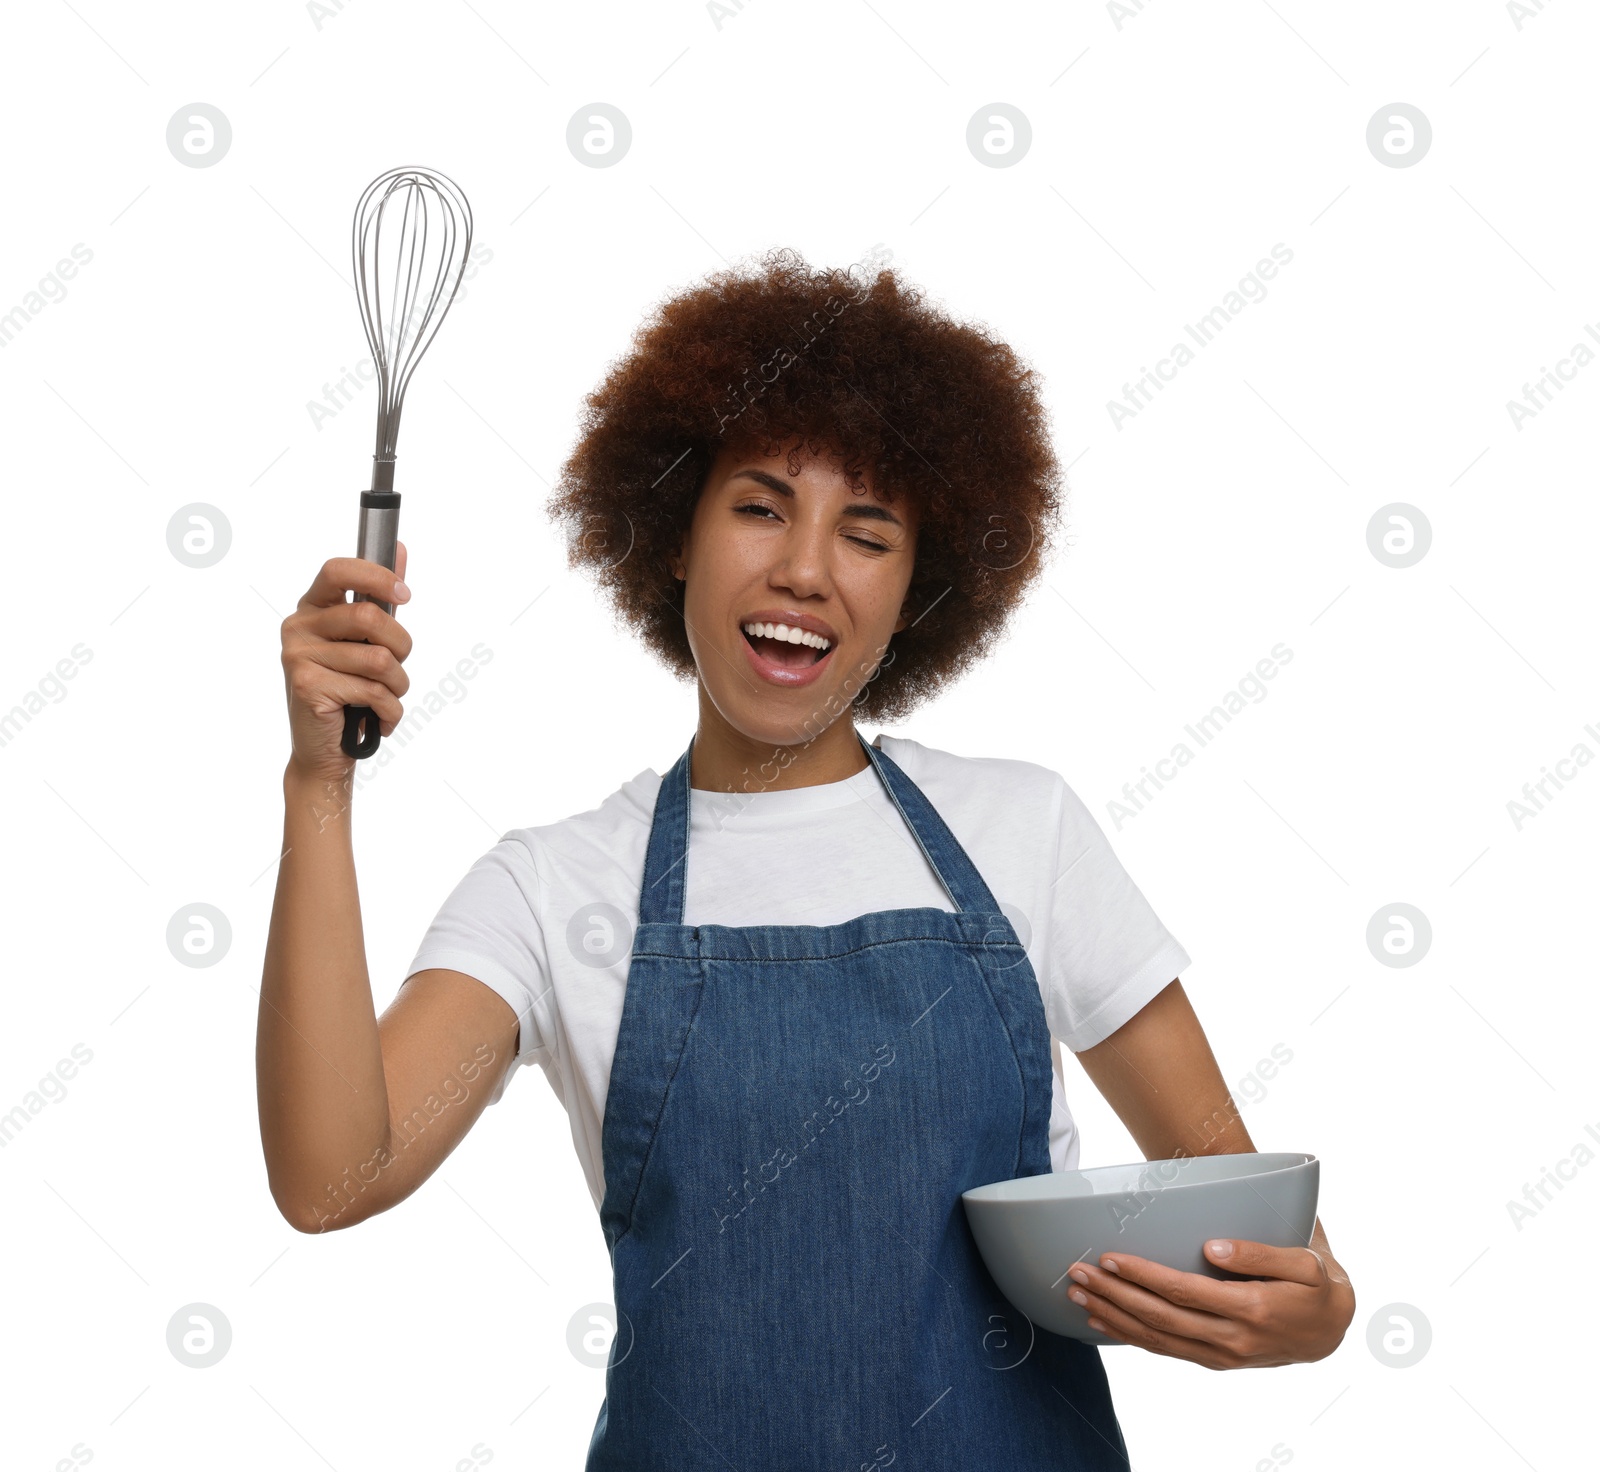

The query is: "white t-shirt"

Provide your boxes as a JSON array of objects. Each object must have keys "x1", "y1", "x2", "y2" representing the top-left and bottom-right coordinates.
[{"x1": 405, "y1": 733, "x2": 1191, "y2": 1213}]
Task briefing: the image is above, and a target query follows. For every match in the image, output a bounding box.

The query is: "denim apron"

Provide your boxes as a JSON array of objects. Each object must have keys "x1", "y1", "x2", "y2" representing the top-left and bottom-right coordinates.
[{"x1": 586, "y1": 732, "x2": 1130, "y2": 1470}]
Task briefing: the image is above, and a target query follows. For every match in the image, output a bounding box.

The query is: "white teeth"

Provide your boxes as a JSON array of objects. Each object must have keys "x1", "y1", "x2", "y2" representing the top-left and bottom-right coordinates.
[{"x1": 742, "y1": 620, "x2": 832, "y2": 652}]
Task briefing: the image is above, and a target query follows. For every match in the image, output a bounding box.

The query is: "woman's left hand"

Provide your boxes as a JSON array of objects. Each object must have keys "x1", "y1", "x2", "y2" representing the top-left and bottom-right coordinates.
[{"x1": 1064, "y1": 1234, "x2": 1356, "y2": 1369}]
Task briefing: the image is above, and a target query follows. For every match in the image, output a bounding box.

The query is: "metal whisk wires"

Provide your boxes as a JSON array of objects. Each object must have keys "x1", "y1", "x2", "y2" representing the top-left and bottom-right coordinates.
[{"x1": 351, "y1": 166, "x2": 473, "y2": 493}]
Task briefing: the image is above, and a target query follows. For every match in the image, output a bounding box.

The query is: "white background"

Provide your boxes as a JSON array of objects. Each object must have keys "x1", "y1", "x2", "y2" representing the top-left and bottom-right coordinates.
[{"x1": 2, "y1": 0, "x2": 1594, "y2": 1467}]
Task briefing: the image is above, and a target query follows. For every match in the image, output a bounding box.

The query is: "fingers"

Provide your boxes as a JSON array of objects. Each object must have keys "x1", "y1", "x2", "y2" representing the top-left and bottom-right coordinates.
[
  {"x1": 300, "y1": 631, "x2": 411, "y2": 701},
  {"x1": 280, "y1": 549, "x2": 416, "y2": 774},
  {"x1": 1075, "y1": 1290, "x2": 1242, "y2": 1370},
  {"x1": 1080, "y1": 1253, "x2": 1244, "y2": 1317},
  {"x1": 1067, "y1": 1261, "x2": 1245, "y2": 1354},
  {"x1": 282, "y1": 652, "x2": 406, "y2": 732},
  {"x1": 298, "y1": 554, "x2": 409, "y2": 613},
  {"x1": 1091, "y1": 1240, "x2": 1322, "y2": 1311},
  {"x1": 297, "y1": 596, "x2": 414, "y2": 666},
  {"x1": 1203, "y1": 1239, "x2": 1328, "y2": 1288}
]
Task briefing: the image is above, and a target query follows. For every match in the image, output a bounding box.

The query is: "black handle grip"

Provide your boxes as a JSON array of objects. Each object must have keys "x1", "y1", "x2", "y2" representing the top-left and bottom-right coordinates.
[
  {"x1": 341, "y1": 701, "x2": 381, "y2": 759},
  {"x1": 342, "y1": 488, "x2": 401, "y2": 762}
]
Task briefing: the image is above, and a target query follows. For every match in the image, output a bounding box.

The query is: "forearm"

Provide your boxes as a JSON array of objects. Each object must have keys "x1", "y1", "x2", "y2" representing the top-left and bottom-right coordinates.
[{"x1": 257, "y1": 763, "x2": 392, "y2": 1229}]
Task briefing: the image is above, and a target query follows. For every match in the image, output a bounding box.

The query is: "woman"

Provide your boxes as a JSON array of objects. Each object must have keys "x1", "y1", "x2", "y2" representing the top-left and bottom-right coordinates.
[{"x1": 260, "y1": 249, "x2": 1355, "y2": 1469}]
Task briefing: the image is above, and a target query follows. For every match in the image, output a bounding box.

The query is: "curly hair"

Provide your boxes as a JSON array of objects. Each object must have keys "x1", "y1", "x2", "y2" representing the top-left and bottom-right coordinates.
[{"x1": 546, "y1": 246, "x2": 1066, "y2": 723}]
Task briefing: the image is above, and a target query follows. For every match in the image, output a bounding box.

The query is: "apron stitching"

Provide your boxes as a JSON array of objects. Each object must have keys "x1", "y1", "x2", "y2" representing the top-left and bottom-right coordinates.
[
  {"x1": 611, "y1": 952, "x2": 709, "y2": 1253},
  {"x1": 965, "y1": 946, "x2": 1033, "y2": 1179},
  {"x1": 630, "y1": 932, "x2": 1020, "y2": 962},
  {"x1": 865, "y1": 741, "x2": 969, "y2": 911}
]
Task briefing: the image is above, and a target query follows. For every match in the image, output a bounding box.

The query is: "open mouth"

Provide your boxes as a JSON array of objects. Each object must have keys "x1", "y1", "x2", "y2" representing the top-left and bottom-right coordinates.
[{"x1": 740, "y1": 621, "x2": 834, "y2": 671}]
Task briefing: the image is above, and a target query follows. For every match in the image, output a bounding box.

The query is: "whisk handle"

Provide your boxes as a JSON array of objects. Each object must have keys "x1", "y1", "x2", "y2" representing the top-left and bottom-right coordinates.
[{"x1": 340, "y1": 490, "x2": 401, "y2": 761}]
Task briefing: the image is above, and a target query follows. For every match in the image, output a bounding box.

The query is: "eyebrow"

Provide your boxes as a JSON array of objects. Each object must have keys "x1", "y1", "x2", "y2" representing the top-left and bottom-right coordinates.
[{"x1": 728, "y1": 469, "x2": 905, "y2": 528}]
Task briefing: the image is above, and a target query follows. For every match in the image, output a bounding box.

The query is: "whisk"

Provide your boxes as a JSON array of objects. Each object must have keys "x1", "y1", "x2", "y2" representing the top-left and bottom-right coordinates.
[{"x1": 340, "y1": 165, "x2": 474, "y2": 759}]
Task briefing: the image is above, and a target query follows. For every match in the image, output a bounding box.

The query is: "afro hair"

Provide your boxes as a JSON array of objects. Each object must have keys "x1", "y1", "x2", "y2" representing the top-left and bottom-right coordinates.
[{"x1": 546, "y1": 246, "x2": 1065, "y2": 723}]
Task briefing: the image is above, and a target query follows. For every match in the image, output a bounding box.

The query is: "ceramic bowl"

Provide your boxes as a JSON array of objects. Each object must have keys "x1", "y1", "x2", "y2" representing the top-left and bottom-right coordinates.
[{"x1": 961, "y1": 1151, "x2": 1318, "y2": 1345}]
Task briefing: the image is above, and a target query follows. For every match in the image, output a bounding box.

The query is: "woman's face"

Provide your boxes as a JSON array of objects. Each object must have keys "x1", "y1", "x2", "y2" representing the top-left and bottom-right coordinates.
[{"x1": 671, "y1": 437, "x2": 919, "y2": 748}]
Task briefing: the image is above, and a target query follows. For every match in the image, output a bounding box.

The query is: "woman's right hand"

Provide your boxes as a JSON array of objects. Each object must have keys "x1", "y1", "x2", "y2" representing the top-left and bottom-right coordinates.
[{"x1": 280, "y1": 542, "x2": 413, "y2": 787}]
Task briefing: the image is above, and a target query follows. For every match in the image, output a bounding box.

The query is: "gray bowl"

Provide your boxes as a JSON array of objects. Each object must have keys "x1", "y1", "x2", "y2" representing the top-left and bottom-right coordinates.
[{"x1": 961, "y1": 1152, "x2": 1318, "y2": 1346}]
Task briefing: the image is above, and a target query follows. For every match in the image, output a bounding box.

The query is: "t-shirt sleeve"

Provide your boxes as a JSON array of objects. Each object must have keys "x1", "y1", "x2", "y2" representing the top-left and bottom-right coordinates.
[
  {"x1": 403, "y1": 835, "x2": 552, "y2": 1105},
  {"x1": 1039, "y1": 773, "x2": 1191, "y2": 1052}
]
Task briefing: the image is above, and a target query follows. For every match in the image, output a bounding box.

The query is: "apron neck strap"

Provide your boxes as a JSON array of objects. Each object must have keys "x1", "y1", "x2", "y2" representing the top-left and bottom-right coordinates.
[{"x1": 636, "y1": 729, "x2": 1005, "y2": 927}]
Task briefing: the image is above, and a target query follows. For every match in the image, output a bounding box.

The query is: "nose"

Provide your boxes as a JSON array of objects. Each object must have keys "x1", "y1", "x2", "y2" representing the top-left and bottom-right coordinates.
[{"x1": 767, "y1": 513, "x2": 833, "y2": 599}]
